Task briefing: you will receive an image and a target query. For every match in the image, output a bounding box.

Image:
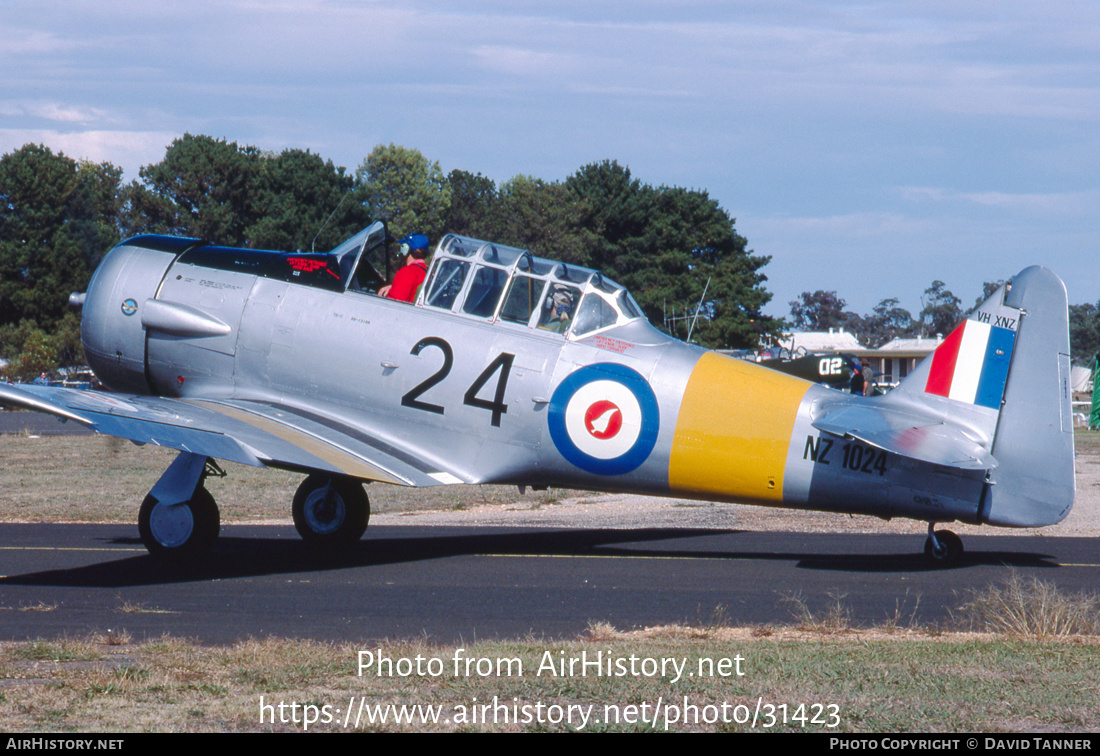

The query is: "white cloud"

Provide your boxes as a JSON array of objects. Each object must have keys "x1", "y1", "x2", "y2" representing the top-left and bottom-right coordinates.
[
  {"x1": 901, "y1": 186, "x2": 1099, "y2": 217},
  {"x1": 471, "y1": 45, "x2": 580, "y2": 78},
  {"x1": 0, "y1": 101, "x2": 114, "y2": 125},
  {"x1": 0, "y1": 129, "x2": 178, "y2": 178},
  {"x1": 751, "y1": 211, "x2": 934, "y2": 240},
  {"x1": 0, "y1": 28, "x2": 69, "y2": 56},
  {"x1": 960, "y1": 190, "x2": 1098, "y2": 216}
]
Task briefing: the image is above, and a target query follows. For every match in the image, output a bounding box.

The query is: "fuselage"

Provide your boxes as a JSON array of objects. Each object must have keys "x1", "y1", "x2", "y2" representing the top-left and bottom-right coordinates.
[{"x1": 79, "y1": 230, "x2": 997, "y2": 528}]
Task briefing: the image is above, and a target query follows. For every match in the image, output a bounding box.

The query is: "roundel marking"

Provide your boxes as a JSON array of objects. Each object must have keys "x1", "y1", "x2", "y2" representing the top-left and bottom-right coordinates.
[
  {"x1": 121, "y1": 298, "x2": 138, "y2": 316},
  {"x1": 585, "y1": 400, "x2": 622, "y2": 440},
  {"x1": 548, "y1": 363, "x2": 659, "y2": 475}
]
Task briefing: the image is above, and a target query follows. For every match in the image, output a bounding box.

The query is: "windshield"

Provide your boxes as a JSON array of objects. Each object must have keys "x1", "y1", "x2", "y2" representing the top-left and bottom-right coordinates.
[{"x1": 330, "y1": 221, "x2": 387, "y2": 292}]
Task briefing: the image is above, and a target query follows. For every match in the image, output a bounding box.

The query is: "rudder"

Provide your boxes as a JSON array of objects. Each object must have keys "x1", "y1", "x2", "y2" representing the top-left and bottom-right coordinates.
[{"x1": 982, "y1": 266, "x2": 1075, "y2": 526}]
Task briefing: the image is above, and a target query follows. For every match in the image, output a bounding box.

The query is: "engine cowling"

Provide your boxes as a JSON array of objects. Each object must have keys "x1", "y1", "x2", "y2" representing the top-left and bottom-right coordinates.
[{"x1": 82, "y1": 236, "x2": 201, "y2": 394}]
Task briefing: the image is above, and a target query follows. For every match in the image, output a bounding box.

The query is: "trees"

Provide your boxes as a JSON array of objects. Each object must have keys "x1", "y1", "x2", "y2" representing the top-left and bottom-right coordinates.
[
  {"x1": 2, "y1": 328, "x2": 55, "y2": 381},
  {"x1": 971, "y1": 280, "x2": 1007, "y2": 313},
  {"x1": 0, "y1": 144, "x2": 121, "y2": 331},
  {"x1": 639, "y1": 185, "x2": 777, "y2": 349},
  {"x1": 69, "y1": 160, "x2": 124, "y2": 270},
  {"x1": 444, "y1": 169, "x2": 497, "y2": 239},
  {"x1": 787, "y1": 291, "x2": 918, "y2": 350},
  {"x1": 123, "y1": 136, "x2": 367, "y2": 252},
  {"x1": 792, "y1": 280, "x2": 975, "y2": 349},
  {"x1": 487, "y1": 175, "x2": 593, "y2": 262},
  {"x1": 124, "y1": 134, "x2": 262, "y2": 244},
  {"x1": 854, "y1": 298, "x2": 916, "y2": 348},
  {"x1": 565, "y1": 160, "x2": 650, "y2": 273},
  {"x1": 566, "y1": 160, "x2": 778, "y2": 349},
  {"x1": 1070, "y1": 303, "x2": 1100, "y2": 364},
  {"x1": 356, "y1": 144, "x2": 450, "y2": 245},
  {"x1": 789, "y1": 291, "x2": 849, "y2": 332},
  {"x1": 0, "y1": 137, "x2": 786, "y2": 364},
  {"x1": 920, "y1": 280, "x2": 962, "y2": 337},
  {"x1": 248, "y1": 148, "x2": 365, "y2": 253},
  {"x1": 0, "y1": 144, "x2": 123, "y2": 376},
  {"x1": 0, "y1": 315, "x2": 82, "y2": 381}
]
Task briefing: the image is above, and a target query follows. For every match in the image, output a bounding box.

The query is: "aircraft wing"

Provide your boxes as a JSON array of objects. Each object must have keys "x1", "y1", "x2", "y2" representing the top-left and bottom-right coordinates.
[
  {"x1": 810, "y1": 402, "x2": 995, "y2": 470},
  {"x1": 0, "y1": 383, "x2": 457, "y2": 487}
]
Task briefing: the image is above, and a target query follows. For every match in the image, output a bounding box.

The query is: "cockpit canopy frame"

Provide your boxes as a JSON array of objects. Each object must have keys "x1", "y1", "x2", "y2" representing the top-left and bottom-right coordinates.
[
  {"x1": 417, "y1": 233, "x2": 643, "y2": 339},
  {"x1": 172, "y1": 222, "x2": 645, "y2": 340}
]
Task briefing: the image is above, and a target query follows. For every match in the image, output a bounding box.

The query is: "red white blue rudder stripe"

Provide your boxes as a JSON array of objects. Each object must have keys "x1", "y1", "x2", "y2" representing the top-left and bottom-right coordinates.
[{"x1": 925, "y1": 319, "x2": 1016, "y2": 409}]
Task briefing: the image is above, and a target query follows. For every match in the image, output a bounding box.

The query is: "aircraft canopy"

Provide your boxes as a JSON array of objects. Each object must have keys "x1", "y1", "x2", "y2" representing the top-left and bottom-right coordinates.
[{"x1": 417, "y1": 233, "x2": 644, "y2": 339}]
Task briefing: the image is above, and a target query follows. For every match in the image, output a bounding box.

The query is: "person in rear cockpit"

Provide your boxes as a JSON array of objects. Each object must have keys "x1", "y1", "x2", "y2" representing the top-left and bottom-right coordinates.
[{"x1": 539, "y1": 285, "x2": 575, "y2": 333}]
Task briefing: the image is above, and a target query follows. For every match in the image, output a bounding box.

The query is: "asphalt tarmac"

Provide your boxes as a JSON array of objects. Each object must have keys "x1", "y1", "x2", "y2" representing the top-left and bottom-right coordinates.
[
  {"x1": 0, "y1": 410, "x2": 92, "y2": 436},
  {"x1": 0, "y1": 522, "x2": 1095, "y2": 644}
]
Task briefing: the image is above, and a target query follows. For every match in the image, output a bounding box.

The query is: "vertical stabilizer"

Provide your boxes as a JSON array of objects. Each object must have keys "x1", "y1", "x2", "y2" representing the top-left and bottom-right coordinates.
[
  {"x1": 982, "y1": 266, "x2": 1075, "y2": 526},
  {"x1": 885, "y1": 267, "x2": 1074, "y2": 526}
]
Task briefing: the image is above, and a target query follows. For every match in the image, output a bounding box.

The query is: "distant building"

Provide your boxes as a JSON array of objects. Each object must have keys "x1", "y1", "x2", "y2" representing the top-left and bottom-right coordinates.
[
  {"x1": 769, "y1": 329, "x2": 943, "y2": 391},
  {"x1": 777, "y1": 328, "x2": 863, "y2": 355}
]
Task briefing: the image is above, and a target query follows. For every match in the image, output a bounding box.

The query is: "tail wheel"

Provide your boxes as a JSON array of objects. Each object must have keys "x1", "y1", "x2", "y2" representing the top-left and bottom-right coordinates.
[
  {"x1": 292, "y1": 475, "x2": 369, "y2": 547},
  {"x1": 924, "y1": 528, "x2": 963, "y2": 565},
  {"x1": 138, "y1": 486, "x2": 220, "y2": 559}
]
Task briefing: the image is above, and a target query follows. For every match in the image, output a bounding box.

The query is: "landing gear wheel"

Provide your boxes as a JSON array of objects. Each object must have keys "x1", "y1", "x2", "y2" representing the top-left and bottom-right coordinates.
[
  {"x1": 924, "y1": 528, "x2": 963, "y2": 565},
  {"x1": 138, "y1": 486, "x2": 220, "y2": 559},
  {"x1": 292, "y1": 475, "x2": 369, "y2": 547}
]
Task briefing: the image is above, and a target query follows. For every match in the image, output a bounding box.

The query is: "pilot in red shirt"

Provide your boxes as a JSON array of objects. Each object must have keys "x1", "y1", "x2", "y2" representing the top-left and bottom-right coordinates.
[{"x1": 379, "y1": 234, "x2": 429, "y2": 302}]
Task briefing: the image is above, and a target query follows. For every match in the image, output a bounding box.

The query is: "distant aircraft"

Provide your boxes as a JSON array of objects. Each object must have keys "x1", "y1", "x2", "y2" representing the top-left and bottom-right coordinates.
[
  {"x1": 748, "y1": 349, "x2": 860, "y2": 389},
  {"x1": 0, "y1": 222, "x2": 1075, "y2": 564}
]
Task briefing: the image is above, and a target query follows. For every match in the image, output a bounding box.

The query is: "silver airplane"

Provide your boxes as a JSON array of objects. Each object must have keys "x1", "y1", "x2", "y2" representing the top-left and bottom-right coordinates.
[{"x1": 0, "y1": 222, "x2": 1075, "y2": 563}]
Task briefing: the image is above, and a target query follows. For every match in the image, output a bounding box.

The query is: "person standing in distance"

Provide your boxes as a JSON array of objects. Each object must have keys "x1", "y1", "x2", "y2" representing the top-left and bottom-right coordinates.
[{"x1": 850, "y1": 358, "x2": 874, "y2": 396}]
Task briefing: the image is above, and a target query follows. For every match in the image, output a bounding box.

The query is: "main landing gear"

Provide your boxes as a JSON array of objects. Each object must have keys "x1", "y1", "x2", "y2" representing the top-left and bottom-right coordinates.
[
  {"x1": 138, "y1": 452, "x2": 370, "y2": 559},
  {"x1": 138, "y1": 484, "x2": 220, "y2": 559},
  {"x1": 292, "y1": 474, "x2": 370, "y2": 547},
  {"x1": 138, "y1": 453, "x2": 224, "y2": 559},
  {"x1": 924, "y1": 523, "x2": 964, "y2": 565}
]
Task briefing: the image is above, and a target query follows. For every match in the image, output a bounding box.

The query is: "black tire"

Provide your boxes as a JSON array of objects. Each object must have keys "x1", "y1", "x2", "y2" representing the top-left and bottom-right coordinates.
[
  {"x1": 292, "y1": 475, "x2": 369, "y2": 547},
  {"x1": 924, "y1": 529, "x2": 963, "y2": 565},
  {"x1": 138, "y1": 486, "x2": 220, "y2": 559}
]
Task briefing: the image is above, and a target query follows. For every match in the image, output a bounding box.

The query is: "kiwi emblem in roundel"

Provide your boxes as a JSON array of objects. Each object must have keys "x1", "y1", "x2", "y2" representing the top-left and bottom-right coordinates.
[{"x1": 548, "y1": 363, "x2": 659, "y2": 475}]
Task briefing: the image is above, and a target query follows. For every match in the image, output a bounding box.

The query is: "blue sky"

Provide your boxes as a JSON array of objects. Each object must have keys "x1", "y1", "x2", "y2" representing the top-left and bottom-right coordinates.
[{"x1": 2, "y1": 1, "x2": 1098, "y2": 320}]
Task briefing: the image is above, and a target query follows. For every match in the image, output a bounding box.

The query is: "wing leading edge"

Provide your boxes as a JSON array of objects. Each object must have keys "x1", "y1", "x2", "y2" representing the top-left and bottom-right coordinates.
[{"x1": 0, "y1": 384, "x2": 459, "y2": 487}]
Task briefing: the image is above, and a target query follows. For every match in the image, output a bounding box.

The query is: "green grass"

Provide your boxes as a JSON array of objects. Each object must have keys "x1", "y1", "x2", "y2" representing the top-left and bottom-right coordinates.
[
  {"x1": 1074, "y1": 427, "x2": 1100, "y2": 454},
  {"x1": 0, "y1": 577, "x2": 1095, "y2": 732},
  {"x1": 3, "y1": 424, "x2": 1097, "y2": 524},
  {"x1": 0, "y1": 626, "x2": 1096, "y2": 732}
]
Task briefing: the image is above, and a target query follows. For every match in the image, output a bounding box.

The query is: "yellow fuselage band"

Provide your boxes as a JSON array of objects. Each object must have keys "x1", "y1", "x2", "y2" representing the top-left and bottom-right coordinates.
[{"x1": 669, "y1": 352, "x2": 811, "y2": 502}]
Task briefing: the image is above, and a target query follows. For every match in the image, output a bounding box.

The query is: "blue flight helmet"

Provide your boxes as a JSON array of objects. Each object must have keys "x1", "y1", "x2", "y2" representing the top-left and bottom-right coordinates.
[{"x1": 398, "y1": 234, "x2": 430, "y2": 256}]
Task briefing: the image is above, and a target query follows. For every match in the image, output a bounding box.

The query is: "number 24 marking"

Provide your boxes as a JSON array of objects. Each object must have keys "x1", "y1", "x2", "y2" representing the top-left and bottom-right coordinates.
[{"x1": 401, "y1": 337, "x2": 514, "y2": 427}]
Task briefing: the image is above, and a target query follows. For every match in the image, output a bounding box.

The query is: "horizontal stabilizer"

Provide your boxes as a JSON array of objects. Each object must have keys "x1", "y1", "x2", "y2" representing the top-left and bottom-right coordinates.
[
  {"x1": 809, "y1": 277, "x2": 1023, "y2": 474},
  {"x1": 811, "y1": 402, "x2": 995, "y2": 470}
]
